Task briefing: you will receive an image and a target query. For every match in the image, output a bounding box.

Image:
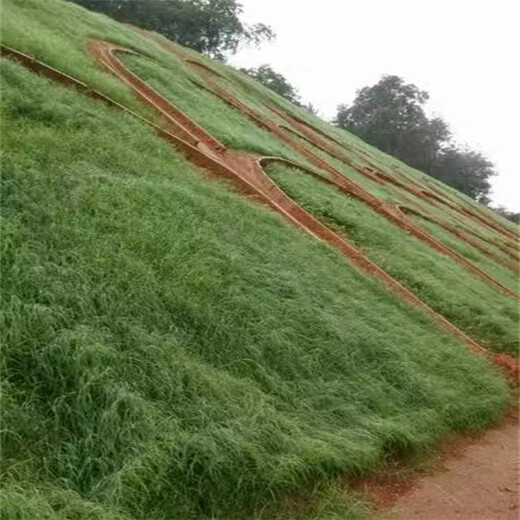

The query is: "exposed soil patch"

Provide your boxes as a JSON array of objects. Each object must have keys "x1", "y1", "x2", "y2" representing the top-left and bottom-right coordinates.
[{"x1": 362, "y1": 407, "x2": 519, "y2": 519}]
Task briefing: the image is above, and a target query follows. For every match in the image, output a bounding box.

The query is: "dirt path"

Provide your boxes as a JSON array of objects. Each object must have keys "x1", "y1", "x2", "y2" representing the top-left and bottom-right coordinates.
[{"x1": 376, "y1": 411, "x2": 519, "y2": 520}]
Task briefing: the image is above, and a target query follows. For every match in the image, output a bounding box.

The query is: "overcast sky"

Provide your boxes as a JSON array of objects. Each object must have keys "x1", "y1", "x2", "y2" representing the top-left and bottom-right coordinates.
[{"x1": 230, "y1": 0, "x2": 520, "y2": 211}]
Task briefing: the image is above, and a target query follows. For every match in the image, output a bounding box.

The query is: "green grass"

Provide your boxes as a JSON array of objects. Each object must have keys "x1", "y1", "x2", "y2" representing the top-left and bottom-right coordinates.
[
  {"x1": 265, "y1": 163, "x2": 519, "y2": 354},
  {"x1": 3, "y1": 0, "x2": 515, "y2": 242},
  {"x1": 1, "y1": 58, "x2": 511, "y2": 519},
  {"x1": 121, "y1": 54, "x2": 300, "y2": 159},
  {"x1": 0, "y1": 0, "x2": 160, "y2": 118},
  {"x1": 1, "y1": 0, "x2": 517, "y2": 518},
  {"x1": 407, "y1": 214, "x2": 519, "y2": 292},
  {"x1": 303, "y1": 124, "x2": 518, "y2": 236},
  {"x1": 278, "y1": 129, "x2": 397, "y2": 199}
]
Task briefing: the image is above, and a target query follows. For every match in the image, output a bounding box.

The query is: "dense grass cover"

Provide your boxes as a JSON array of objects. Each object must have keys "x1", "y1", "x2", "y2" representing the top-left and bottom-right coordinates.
[
  {"x1": 266, "y1": 164, "x2": 518, "y2": 354},
  {"x1": 122, "y1": 54, "x2": 299, "y2": 158},
  {"x1": 406, "y1": 214, "x2": 518, "y2": 291},
  {"x1": 1, "y1": 55, "x2": 509, "y2": 520},
  {"x1": 1, "y1": 1, "x2": 517, "y2": 518}
]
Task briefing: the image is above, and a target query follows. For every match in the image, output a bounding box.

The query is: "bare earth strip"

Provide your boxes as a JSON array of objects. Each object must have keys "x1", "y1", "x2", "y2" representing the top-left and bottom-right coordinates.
[{"x1": 379, "y1": 412, "x2": 519, "y2": 520}]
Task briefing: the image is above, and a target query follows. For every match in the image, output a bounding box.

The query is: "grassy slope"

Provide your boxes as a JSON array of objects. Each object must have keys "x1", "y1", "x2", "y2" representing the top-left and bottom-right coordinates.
[
  {"x1": 257, "y1": 127, "x2": 519, "y2": 277},
  {"x1": 115, "y1": 44, "x2": 519, "y2": 270},
  {"x1": 213, "y1": 62, "x2": 516, "y2": 236},
  {"x1": 266, "y1": 164, "x2": 518, "y2": 354},
  {"x1": 116, "y1": 49, "x2": 519, "y2": 352},
  {"x1": 0, "y1": 1, "x2": 515, "y2": 519},
  {"x1": 407, "y1": 214, "x2": 518, "y2": 291},
  {"x1": 1, "y1": 55, "x2": 509, "y2": 520},
  {"x1": 121, "y1": 54, "x2": 300, "y2": 159}
]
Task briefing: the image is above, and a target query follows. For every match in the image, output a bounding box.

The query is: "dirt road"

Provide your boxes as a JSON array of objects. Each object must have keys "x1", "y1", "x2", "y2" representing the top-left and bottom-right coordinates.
[{"x1": 379, "y1": 411, "x2": 519, "y2": 520}]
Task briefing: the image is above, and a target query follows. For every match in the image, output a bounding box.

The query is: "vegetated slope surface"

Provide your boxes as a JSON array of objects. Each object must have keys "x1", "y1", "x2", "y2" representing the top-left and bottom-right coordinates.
[
  {"x1": 0, "y1": 1, "x2": 517, "y2": 519},
  {"x1": 265, "y1": 164, "x2": 518, "y2": 353}
]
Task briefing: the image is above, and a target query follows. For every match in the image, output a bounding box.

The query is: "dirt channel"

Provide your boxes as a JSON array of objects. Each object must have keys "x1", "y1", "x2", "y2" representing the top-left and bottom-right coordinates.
[{"x1": 365, "y1": 408, "x2": 519, "y2": 520}]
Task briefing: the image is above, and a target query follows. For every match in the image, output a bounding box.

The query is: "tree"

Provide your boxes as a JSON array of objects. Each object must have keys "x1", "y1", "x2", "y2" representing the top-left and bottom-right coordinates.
[
  {"x1": 491, "y1": 206, "x2": 520, "y2": 225},
  {"x1": 71, "y1": 0, "x2": 274, "y2": 60},
  {"x1": 430, "y1": 146, "x2": 496, "y2": 203},
  {"x1": 334, "y1": 75, "x2": 450, "y2": 173},
  {"x1": 240, "y1": 64, "x2": 301, "y2": 104},
  {"x1": 301, "y1": 102, "x2": 319, "y2": 115},
  {"x1": 240, "y1": 64, "x2": 318, "y2": 114},
  {"x1": 334, "y1": 75, "x2": 495, "y2": 202}
]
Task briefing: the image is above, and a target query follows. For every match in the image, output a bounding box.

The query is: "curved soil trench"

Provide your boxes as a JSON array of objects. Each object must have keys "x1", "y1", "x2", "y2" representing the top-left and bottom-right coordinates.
[{"x1": 362, "y1": 408, "x2": 519, "y2": 519}]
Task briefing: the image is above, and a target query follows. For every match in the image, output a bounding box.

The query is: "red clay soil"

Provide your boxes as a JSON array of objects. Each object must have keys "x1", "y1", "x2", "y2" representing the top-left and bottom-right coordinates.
[
  {"x1": 362, "y1": 408, "x2": 519, "y2": 520},
  {"x1": 1, "y1": 42, "x2": 518, "y2": 382}
]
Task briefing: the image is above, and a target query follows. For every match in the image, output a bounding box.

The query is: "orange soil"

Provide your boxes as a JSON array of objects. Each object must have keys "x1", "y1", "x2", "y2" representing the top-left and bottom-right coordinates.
[{"x1": 363, "y1": 408, "x2": 519, "y2": 520}]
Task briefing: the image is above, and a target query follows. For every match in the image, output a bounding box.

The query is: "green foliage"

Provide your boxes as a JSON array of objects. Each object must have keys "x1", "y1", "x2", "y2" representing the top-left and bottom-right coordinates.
[
  {"x1": 432, "y1": 146, "x2": 496, "y2": 204},
  {"x1": 240, "y1": 64, "x2": 319, "y2": 114},
  {"x1": 335, "y1": 75, "x2": 496, "y2": 202},
  {"x1": 70, "y1": 0, "x2": 275, "y2": 59},
  {"x1": 335, "y1": 75, "x2": 448, "y2": 166},
  {"x1": 241, "y1": 64, "x2": 301, "y2": 105}
]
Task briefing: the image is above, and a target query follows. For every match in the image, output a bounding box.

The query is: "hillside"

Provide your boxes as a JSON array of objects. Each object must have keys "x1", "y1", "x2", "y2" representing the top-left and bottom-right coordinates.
[{"x1": 1, "y1": 1, "x2": 518, "y2": 518}]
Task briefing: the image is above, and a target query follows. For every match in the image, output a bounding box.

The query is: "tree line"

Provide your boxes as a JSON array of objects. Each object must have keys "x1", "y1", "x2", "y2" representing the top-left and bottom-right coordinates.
[
  {"x1": 334, "y1": 75, "x2": 496, "y2": 205},
  {"x1": 239, "y1": 65, "x2": 317, "y2": 114},
  {"x1": 71, "y1": 0, "x2": 274, "y2": 60},
  {"x1": 71, "y1": 0, "x2": 514, "y2": 220}
]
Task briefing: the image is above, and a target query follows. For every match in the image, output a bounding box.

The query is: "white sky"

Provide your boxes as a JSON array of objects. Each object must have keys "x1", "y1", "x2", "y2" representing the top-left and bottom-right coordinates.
[{"x1": 230, "y1": 0, "x2": 520, "y2": 211}]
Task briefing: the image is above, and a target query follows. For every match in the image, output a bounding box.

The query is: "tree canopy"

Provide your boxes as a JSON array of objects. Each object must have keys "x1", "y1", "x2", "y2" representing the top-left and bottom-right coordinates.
[
  {"x1": 492, "y1": 206, "x2": 520, "y2": 224},
  {"x1": 240, "y1": 64, "x2": 317, "y2": 114},
  {"x1": 71, "y1": 0, "x2": 274, "y2": 59},
  {"x1": 240, "y1": 64, "x2": 300, "y2": 104},
  {"x1": 431, "y1": 146, "x2": 495, "y2": 204},
  {"x1": 335, "y1": 75, "x2": 495, "y2": 202}
]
